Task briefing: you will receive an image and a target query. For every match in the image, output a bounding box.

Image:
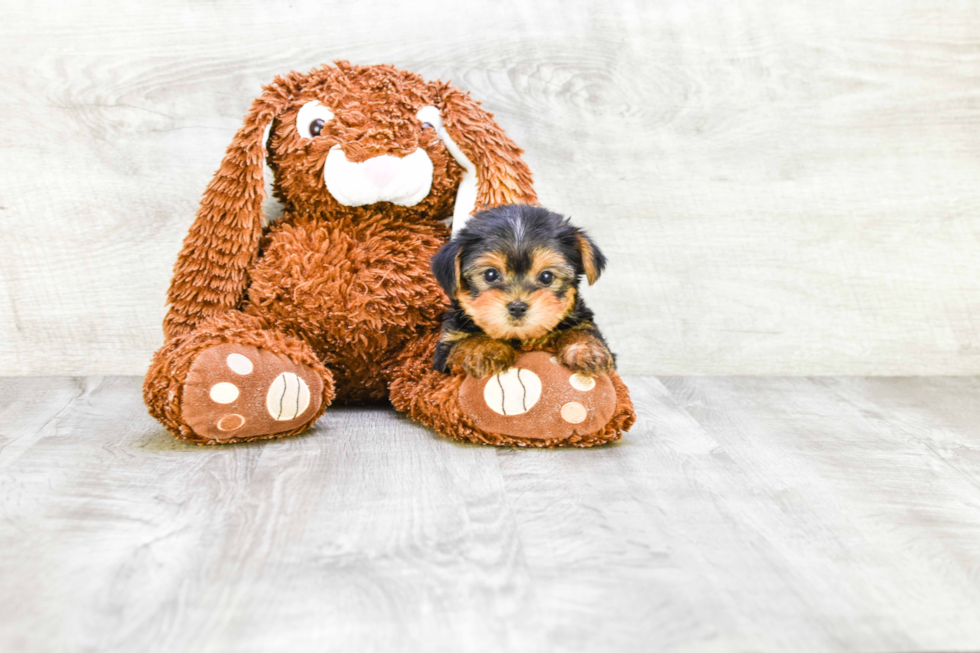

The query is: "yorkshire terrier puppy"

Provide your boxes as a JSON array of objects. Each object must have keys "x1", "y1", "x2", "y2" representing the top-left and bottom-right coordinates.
[{"x1": 431, "y1": 204, "x2": 615, "y2": 378}]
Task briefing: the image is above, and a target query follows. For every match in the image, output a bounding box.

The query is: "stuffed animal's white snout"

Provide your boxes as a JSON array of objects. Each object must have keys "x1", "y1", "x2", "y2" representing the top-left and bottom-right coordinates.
[
  {"x1": 362, "y1": 156, "x2": 399, "y2": 189},
  {"x1": 286, "y1": 104, "x2": 477, "y2": 229},
  {"x1": 324, "y1": 147, "x2": 434, "y2": 208}
]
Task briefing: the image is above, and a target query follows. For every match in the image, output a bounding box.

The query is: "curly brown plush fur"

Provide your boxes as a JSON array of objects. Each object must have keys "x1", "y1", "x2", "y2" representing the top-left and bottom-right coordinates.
[{"x1": 143, "y1": 61, "x2": 634, "y2": 446}]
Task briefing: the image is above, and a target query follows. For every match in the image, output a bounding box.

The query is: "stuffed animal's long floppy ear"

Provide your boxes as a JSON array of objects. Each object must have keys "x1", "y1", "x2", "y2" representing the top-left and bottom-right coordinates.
[
  {"x1": 418, "y1": 87, "x2": 538, "y2": 235},
  {"x1": 162, "y1": 80, "x2": 294, "y2": 341},
  {"x1": 431, "y1": 238, "x2": 463, "y2": 299}
]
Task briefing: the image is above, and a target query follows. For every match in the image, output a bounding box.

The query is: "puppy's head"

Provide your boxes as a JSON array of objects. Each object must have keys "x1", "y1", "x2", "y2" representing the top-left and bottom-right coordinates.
[{"x1": 431, "y1": 205, "x2": 606, "y2": 340}]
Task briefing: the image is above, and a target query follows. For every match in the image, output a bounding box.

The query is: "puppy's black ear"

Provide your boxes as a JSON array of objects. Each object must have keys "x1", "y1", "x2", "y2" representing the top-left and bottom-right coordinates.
[
  {"x1": 575, "y1": 232, "x2": 606, "y2": 285},
  {"x1": 431, "y1": 239, "x2": 463, "y2": 297}
]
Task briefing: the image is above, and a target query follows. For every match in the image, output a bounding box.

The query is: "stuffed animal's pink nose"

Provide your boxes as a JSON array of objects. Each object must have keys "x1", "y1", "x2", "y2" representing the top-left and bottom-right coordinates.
[{"x1": 362, "y1": 156, "x2": 399, "y2": 188}]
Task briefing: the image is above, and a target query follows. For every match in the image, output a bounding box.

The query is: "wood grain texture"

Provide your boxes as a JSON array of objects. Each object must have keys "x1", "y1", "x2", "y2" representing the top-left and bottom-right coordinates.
[
  {"x1": 3, "y1": 375, "x2": 980, "y2": 651},
  {"x1": 2, "y1": 0, "x2": 980, "y2": 375}
]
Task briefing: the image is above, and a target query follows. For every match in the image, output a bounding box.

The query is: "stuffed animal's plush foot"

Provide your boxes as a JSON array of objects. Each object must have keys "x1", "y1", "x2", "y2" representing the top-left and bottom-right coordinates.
[
  {"x1": 181, "y1": 343, "x2": 325, "y2": 442},
  {"x1": 457, "y1": 351, "x2": 619, "y2": 444}
]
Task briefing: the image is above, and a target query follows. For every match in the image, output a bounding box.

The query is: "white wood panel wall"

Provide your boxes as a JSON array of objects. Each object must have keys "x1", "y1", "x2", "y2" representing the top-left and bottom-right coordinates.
[{"x1": 1, "y1": 0, "x2": 979, "y2": 376}]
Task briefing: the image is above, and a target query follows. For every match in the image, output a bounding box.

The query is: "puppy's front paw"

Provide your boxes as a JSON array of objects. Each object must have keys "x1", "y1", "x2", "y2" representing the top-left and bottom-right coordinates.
[
  {"x1": 450, "y1": 337, "x2": 517, "y2": 378},
  {"x1": 559, "y1": 337, "x2": 615, "y2": 377}
]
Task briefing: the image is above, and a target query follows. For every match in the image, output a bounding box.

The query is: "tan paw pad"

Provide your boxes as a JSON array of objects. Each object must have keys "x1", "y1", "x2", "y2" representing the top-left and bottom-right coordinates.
[
  {"x1": 209, "y1": 382, "x2": 239, "y2": 404},
  {"x1": 459, "y1": 351, "x2": 618, "y2": 442},
  {"x1": 560, "y1": 402, "x2": 588, "y2": 424},
  {"x1": 182, "y1": 343, "x2": 323, "y2": 442},
  {"x1": 569, "y1": 373, "x2": 595, "y2": 392},
  {"x1": 266, "y1": 372, "x2": 311, "y2": 421},
  {"x1": 226, "y1": 353, "x2": 254, "y2": 375},
  {"x1": 217, "y1": 414, "x2": 245, "y2": 432},
  {"x1": 483, "y1": 368, "x2": 542, "y2": 416}
]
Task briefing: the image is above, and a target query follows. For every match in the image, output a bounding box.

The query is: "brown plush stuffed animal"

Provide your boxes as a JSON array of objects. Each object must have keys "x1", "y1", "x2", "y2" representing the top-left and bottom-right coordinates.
[{"x1": 143, "y1": 61, "x2": 635, "y2": 446}]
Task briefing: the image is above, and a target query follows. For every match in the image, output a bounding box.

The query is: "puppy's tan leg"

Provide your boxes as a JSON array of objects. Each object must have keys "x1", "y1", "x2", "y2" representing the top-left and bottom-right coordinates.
[
  {"x1": 447, "y1": 334, "x2": 517, "y2": 378},
  {"x1": 556, "y1": 329, "x2": 615, "y2": 377}
]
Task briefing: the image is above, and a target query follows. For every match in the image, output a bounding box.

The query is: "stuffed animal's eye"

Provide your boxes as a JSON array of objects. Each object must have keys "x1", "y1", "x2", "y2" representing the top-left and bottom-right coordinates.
[
  {"x1": 421, "y1": 122, "x2": 434, "y2": 130},
  {"x1": 296, "y1": 100, "x2": 335, "y2": 139},
  {"x1": 538, "y1": 271, "x2": 554, "y2": 285},
  {"x1": 483, "y1": 268, "x2": 500, "y2": 283}
]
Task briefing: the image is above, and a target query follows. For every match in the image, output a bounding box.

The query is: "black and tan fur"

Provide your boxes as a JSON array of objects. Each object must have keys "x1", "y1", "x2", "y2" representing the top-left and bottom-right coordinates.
[{"x1": 431, "y1": 204, "x2": 614, "y2": 378}]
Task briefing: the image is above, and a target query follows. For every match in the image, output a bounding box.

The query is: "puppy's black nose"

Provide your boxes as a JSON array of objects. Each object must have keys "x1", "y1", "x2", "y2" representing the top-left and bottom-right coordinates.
[{"x1": 507, "y1": 301, "x2": 528, "y2": 318}]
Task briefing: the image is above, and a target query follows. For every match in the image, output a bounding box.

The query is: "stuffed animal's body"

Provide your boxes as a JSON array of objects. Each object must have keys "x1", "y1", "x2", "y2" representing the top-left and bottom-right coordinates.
[
  {"x1": 143, "y1": 62, "x2": 635, "y2": 446},
  {"x1": 247, "y1": 211, "x2": 446, "y2": 403}
]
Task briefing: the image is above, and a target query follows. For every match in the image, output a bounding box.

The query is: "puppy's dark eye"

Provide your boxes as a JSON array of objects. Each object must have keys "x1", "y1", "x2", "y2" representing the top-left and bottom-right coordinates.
[
  {"x1": 421, "y1": 122, "x2": 434, "y2": 130},
  {"x1": 310, "y1": 119, "x2": 325, "y2": 137},
  {"x1": 483, "y1": 268, "x2": 500, "y2": 283},
  {"x1": 538, "y1": 271, "x2": 555, "y2": 285}
]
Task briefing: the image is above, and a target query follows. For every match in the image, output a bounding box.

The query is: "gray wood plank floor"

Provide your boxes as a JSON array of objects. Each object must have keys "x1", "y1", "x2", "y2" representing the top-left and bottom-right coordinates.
[{"x1": 2, "y1": 375, "x2": 979, "y2": 652}]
